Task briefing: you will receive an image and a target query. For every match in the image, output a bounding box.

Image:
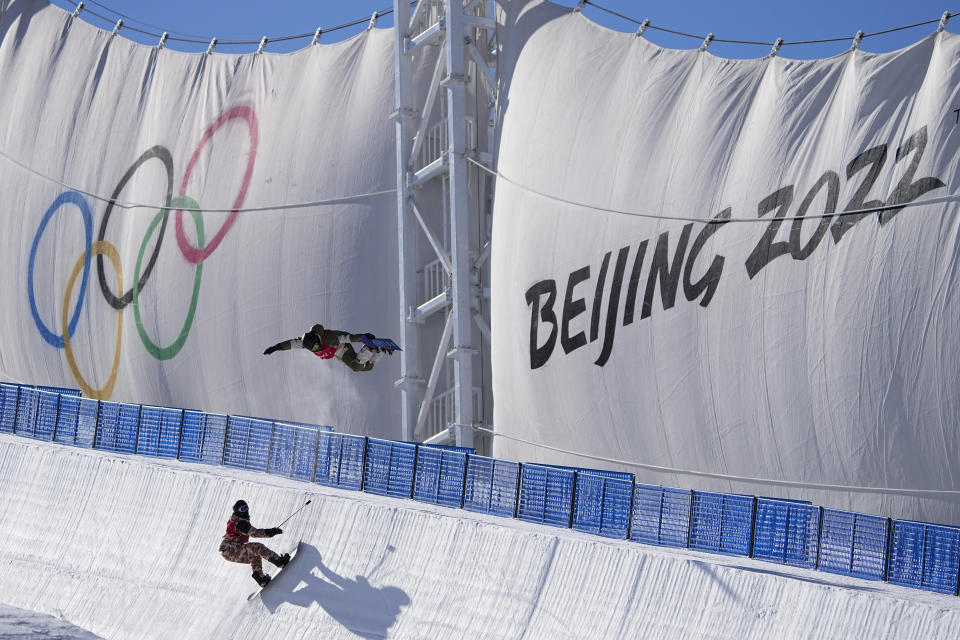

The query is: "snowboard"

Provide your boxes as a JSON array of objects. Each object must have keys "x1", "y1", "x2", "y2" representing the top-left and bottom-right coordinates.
[
  {"x1": 359, "y1": 336, "x2": 401, "y2": 352},
  {"x1": 247, "y1": 541, "x2": 303, "y2": 601}
]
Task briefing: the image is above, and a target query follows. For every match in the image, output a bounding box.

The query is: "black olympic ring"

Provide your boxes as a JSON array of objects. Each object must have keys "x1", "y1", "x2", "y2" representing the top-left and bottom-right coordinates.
[{"x1": 96, "y1": 145, "x2": 174, "y2": 310}]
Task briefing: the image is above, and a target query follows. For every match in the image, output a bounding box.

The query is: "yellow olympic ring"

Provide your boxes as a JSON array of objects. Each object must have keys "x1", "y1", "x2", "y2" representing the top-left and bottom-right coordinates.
[{"x1": 62, "y1": 241, "x2": 123, "y2": 399}]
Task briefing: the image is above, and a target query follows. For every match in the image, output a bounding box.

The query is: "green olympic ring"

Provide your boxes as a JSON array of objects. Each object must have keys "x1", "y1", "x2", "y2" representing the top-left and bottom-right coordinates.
[{"x1": 133, "y1": 196, "x2": 205, "y2": 360}]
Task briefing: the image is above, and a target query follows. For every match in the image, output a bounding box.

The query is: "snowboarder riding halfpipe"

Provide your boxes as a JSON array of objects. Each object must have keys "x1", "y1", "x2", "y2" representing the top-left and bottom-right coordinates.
[{"x1": 219, "y1": 500, "x2": 289, "y2": 587}]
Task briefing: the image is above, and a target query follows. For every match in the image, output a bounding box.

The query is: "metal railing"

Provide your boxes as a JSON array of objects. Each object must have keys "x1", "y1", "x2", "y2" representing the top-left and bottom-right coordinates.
[{"x1": 0, "y1": 382, "x2": 332, "y2": 481}]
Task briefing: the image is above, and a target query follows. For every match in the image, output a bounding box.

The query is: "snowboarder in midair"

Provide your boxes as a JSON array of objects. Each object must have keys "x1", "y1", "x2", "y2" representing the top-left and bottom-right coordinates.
[
  {"x1": 263, "y1": 323, "x2": 394, "y2": 372},
  {"x1": 219, "y1": 500, "x2": 289, "y2": 587}
]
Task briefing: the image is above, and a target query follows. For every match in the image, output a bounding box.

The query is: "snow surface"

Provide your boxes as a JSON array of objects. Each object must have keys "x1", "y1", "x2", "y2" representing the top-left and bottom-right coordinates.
[
  {"x1": 2, "y1": 434, "x2": 960, "y2": 639},
  {"x1": 0, "y1": 603, "x2": 102, "y2": 639}
]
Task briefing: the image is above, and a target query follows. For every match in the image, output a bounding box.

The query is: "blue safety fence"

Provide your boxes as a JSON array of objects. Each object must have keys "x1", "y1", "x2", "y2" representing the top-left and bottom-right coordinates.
[
  {"x1": 630, "y1": 484, "x2": 693, "y2": 548},
  {"x1": 464, "y1": 455, "x2": 520, "y2": 518},
  {"x1": 752, "y1": 498, "x2": 821, "y2": 569},
  {"x1": 818, "y1": 509, "x2": 890, "y2": 581},
  {"x1": 364, "y1": 438, "x2": 417, "y2": 498},
  {"x1": 35, "y1": 390, "x2": 60, "y2": 440},
  {"x1": 572, "y1": 469, "x2": 634, "y2": 539},
  {"x1": 6, "y1": 379, "x2": 960, "y2": 598},
  {"x1": 270, "y1": 421, "x2": 320, "y2": 481},
  {"x1": 413, "y1": 444, "x2": 470, "y2": 508},
  {"x1": 0, "y1": 381, "x2": 332, "y2": 478},
  {"x1": 94, "y1": 401, "x2": 140, "y2": 454},
  {"x1": 316, "y1": 432, "x2": 366, "y2": 490},
  {"x1": 179, "y1": 410, "x2": 228, "y2": 465},
  {"x1": 137, "y1": 405, "x2": 184, "y2": 458},
  {"x1": 223, "y1": 415, "x2": 274, "y2": 472},
  {"x1": 53, "y1": 394, "x2": 99, "y2": 447},
  {"x1": 517, "y1": 463, "x2": 577, "y2": 527},
  {"x1": 689, "y1": 491, "x2": 756, "y2": 557},
  {"x1": 887, "y1": 520, "x2": 960, "y2": 594},
  {"x1": 0, "y1": 384, "x2": 18, "y2": 434},
  {"x1": 15, "y1": 386, "x2": 41, "y2": 435}
]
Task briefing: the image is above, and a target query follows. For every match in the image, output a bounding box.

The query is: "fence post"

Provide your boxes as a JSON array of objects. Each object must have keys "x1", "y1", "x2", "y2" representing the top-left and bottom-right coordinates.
[
  {"x1": 431, "y1": 447, "x2": 442, "y2": 502},
  {"x1": 174, "y1": 409, "x2": 184, "y2": 460},
  {"x1": 656, "y1": 489, "x2": 666, "y2": 545},
  {"x1": 511, "y1": 463, "x2": 521, "y2": 519},
  {"x1": 134, "y1": 404, "x2": 143, "y2": 454},
  {"x1": 221, "y1": 415, "x2": 230, "y2": 466},
  {"x1": 51, "y1": 392, "x2": 62, "y2": 442},
  {"x1": 458, "y1": 452, "x2": 468, "y2": 509},
  {"x1": 410, "y1": 444, "x2": 419, "y2": 499},
  {"x1": 814, "y1": 506, "x2": 823, "y2": 570},
  {"x1": 11, "y1": 385, "x2": 21, "y2": 433},
  {"x1": 489, "y1": 459, "x2": 498, "y2": 514},
  {"x1": 34, "y1": 390, "x2": 41, "y2": 436},
  {"x1": 71, "y1": 397, "x2": 80, "y2": 445},
  {"x1": 567, "y1": 471, "x2": 578, "y2": 529},
  {"x1": 718, "y1": 494, "x2": 726, "y2": 553},
  {"x1": 782, "y1": 504, "x2": 791, "y2": 563},
  {"x1": 882, "y1": 517, "x2": 892, "y2": 582},
  {"x1": 92, "y1": 400, "x2": 102, "y2": 450},
  {"x1": 359, "y1": 437, "x2": 368, "y2": 492}
]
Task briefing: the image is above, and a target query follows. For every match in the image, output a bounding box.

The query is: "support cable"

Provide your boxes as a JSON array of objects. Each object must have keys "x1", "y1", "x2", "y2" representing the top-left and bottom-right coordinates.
[
  {"x1": 0, "y1": 145, "x2": 395, "y2": 212},
  {"x1": 63, "y1": 0, "x2": 959, "y2": 52},
  {"x1": 466, "y1": 157, "x2": 960, "y2": 223},
  {"x1": 582, "y1": 0, "x2": 957, "y2": 49},
  {"x1": 467, "y1": 425, "x2": 960, "y2": 496},
  {"x1": 61, "y1": 0, "x2": 401, "y2": 47}
]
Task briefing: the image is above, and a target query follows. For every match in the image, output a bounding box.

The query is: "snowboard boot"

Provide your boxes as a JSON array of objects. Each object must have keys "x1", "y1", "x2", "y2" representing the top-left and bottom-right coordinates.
[
  {"x1": 252, "y1": 570, "x2": 271, "y2": 588},
  {"x1": 356, "y1": 345, "x2": 384, "y2": 366},
  {"x1": 270, "y1": 553, "x2": 291, "y2": 569}
]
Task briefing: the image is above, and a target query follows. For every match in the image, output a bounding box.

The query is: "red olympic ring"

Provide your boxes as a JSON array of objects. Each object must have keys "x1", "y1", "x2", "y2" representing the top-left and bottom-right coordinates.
[{"x1": 175, "y1": 105, "x2": 258, "y2": 263}]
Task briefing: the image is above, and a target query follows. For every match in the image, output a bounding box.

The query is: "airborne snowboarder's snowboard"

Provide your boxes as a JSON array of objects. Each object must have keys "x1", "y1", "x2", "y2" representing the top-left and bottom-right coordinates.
[
  {"x1": 247, "y1": 541, "x2": 303, "y2": 601},
  {"x1": 359, "y1": 336, "x2": 401, "y2": 352}
]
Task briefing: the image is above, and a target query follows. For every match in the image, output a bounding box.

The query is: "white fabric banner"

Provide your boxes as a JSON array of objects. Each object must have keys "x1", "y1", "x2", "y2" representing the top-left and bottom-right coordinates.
[
  {"x1": 0, "y1": 1, "x2": 403, "y2": 436},
  {"x1": 492, "y1": 2, "x2": 960, "y2": 522}
]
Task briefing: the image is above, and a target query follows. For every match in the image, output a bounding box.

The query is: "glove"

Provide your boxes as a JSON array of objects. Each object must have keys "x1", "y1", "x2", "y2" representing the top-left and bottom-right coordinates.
[
  {"x1": 265, "y1": 527, "x2": 282, "y2": 537},
  {"x1": 263, "y1": 345, "x2": 278, "y2": 355}
]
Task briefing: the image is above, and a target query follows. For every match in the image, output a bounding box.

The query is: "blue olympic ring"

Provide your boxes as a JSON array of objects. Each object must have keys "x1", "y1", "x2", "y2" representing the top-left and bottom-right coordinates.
[{"x1": 28, "y1": 190, "x2": 93, "y2": 348}]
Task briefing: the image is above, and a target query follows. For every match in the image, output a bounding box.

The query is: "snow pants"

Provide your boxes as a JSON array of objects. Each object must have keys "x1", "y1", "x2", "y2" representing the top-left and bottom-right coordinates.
[{"x1": 220, "y1": 540, "x2": 279, "y2": 574}]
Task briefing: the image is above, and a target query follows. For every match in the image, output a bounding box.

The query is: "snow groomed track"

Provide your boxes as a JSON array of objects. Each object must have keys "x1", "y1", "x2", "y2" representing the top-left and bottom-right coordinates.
[
  {"x1": 2, "y1": 434, "x2": 960, "y2": 639},
  {"x1": 5, "y1": 381, "x2": 960, "y2": 600},
  {"x1": 0, "y1": 385, "x2": 960, "y2": 638}
]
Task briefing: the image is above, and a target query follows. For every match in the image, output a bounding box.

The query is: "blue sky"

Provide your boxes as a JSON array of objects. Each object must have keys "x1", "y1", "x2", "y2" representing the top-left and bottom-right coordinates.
[{"x1": 48, "y1": 0, "x2": 958, "y2": 59}]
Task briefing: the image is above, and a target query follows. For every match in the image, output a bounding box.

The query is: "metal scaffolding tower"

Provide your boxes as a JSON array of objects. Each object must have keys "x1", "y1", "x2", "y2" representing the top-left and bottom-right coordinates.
[{"x1": 392, "y1": 0, "x2": 496, "y2": 450}]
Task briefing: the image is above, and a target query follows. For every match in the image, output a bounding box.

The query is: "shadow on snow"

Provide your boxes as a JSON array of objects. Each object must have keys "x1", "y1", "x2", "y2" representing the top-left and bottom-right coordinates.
[{"x1": 258, "y1": 542, "x2": 410, "y2": 639}]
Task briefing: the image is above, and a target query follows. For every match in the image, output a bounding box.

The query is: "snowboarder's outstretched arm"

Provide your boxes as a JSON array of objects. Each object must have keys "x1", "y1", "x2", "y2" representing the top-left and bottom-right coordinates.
[
  {"x1": 232, "y1": 518, "x2": 283, "y2": 538},
  {"x1": 263, "y1": 336, "x2": 302, "y2": 355},
  {"x1": 250, "y1": 525, "x2": 283, "y2": 538}
]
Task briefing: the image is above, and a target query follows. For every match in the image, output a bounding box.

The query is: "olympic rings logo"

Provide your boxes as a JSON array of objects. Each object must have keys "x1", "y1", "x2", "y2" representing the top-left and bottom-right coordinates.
[{"x1": 27, "y1": 106, "x2": 258, "y2": 399}]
